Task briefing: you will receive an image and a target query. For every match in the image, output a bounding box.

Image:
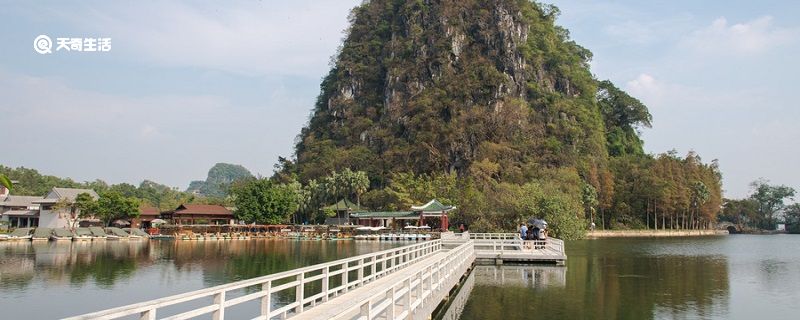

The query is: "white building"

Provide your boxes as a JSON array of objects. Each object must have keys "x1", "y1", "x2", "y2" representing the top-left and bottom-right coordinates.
[
  {"x1": 0, "y1": 194, "x2": 42, "y2": 228},
  {"x1": 32, "y1": 187, "x2": 99, "y2": 228}
]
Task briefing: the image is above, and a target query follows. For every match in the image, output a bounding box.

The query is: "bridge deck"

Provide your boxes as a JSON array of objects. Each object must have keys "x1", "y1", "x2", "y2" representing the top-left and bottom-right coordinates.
[
  {"x1": 294, "y1": 251, "x2": 449, "y2": 320},
  {"x1": 63, "y1": 233, "x2": 562, "y2": 320},
  {"x1": 445, "y1": 232, "x2": 567, "y2": 265}
]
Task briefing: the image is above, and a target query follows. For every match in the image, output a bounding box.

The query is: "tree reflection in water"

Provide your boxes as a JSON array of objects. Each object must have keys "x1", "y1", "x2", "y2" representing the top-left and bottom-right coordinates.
[
  {"x1": 461, "y1": 239, "x2": 730, "y2": 320},
  {"x1": 0, "y1": 239, "x2": 398, "y2": 293}
]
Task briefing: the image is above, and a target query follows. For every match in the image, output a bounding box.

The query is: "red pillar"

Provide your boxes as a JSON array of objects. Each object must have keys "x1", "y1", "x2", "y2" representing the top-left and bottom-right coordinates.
[{"x1": 441, "y1": 212, "x2": 448, "y2": 232}]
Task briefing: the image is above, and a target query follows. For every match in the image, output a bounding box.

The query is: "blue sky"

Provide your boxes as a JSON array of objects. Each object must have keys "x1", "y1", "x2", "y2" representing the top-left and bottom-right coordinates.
[{"x1": 1, "y1": 0, "x2": 798, "y2": 198}]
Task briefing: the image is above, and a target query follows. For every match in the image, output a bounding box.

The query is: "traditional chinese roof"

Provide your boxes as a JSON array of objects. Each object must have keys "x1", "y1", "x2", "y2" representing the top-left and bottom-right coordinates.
[
  {"x1": 1, "y1": 209, "x2": 38, "y2": 217},
  {"x1": 0, "y1": 195, "x2": 43, "y2": 208},
  {"x1": 35, "y1": 187, "x2": 99, "y2": 203},
  {"x1": 350, "y1": 211, "x2": 418, "y2": 218},
  {"x1": 322, "y1": 199, "x2": 367, "y2": 212},
  {"x1": 410, "y1": 199, "x2": 455, "y2": 213},
  {"x1": 173, "y1": 204, "x2": 233, "y2": 216},
  {"x1": 139, "y1": 205, "x2": 161, "y2": 216}
]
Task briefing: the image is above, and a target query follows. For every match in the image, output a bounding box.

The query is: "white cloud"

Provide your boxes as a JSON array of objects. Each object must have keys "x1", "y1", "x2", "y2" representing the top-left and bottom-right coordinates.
[
  {"x1": 56, "y1": 1, "x2": 361, "y2": 77},
  {"x1": 626, "y1": 73, "x2": 662, "y2": 98},
  {"x1": 683, "y1": 16, "x2": 796, "y2": 55},
  {"x1": 625, "y1": 73, "x2": 771, "y2": 112}
]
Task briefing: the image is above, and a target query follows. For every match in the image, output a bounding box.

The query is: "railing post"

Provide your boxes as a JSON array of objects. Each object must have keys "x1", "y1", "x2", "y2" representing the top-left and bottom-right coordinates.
[
  {"x1": 322, "y1": 266, "x2": 329, "y2": 302},
  {"x1": 342, "y1": 263, "x2": 349, "y2": 293},
  {"x1": 382, "y1": 253, "x2": 387, "y2": 276},
  {"x1": 261, "y1": 281, "x2": 271, "y2": 318},
  {"x1": 295, "y1": 272, "x2": 305, "y2": 314},
  {"x1": 371, "y1": 256, "x2": 377, "y2": 280},
  {"x1": 404, "y1": 278, "x2": 412, "y2": 315},
  {"x1": 389, "y1": 285, "x2": 397, "y2": 320},
  {"x1": 416, "y1": 271, "x2": 423, "y2": 307},
  {"x1": 427, "y1": 265, "x2": 433, "y2": 293},
  {"x1": 360, "y1": 301, "x2": 371, "y2": 319},
  {"x1": 139, "y1": 309, "x2": 155, "y2": 320},
  {"x1": 212, "y1": 291, "x2": 225, "y2": 320},
  {"x1": 358, "y1": 258, "x2": 364, "y2": 284}
]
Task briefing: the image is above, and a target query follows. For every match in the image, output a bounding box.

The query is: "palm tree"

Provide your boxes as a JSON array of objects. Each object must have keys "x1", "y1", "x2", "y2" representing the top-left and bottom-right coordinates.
[
  {"x1": 0, "y1": 174, "x2": 12, "y2": 191},
  {"x1": 353, "y1": 171, "x2": 369, "y2": 208},
  {"x1": 324, "y1": 174, "x2": 341, "y2": 220}
]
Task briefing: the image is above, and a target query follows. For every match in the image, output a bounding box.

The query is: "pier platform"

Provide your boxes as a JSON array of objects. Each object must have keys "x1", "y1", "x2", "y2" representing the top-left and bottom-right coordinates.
[{"x1": 64, "y1": 232, "x2": 564, "y2": 320}]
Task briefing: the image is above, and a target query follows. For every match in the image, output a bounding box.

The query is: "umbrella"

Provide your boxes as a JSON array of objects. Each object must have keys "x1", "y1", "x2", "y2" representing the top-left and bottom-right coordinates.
[
  {"x1": 113, "y1": 219, "x2": 131, "y2": 226},
  {"x1": 404, "y1": 225, "x2": 418, "y2": 229},
  {"x1": 418, "y1": 225, "x2": 431, "y2": 229},
  {"x1": 150, "y1": 219, "x2": 167, "y2": 225}
]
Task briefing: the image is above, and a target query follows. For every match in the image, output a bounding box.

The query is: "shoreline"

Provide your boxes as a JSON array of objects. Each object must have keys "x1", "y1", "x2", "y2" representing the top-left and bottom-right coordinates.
[{"x1": 586, "y1": 229, "x2": 728, "y2": 238}]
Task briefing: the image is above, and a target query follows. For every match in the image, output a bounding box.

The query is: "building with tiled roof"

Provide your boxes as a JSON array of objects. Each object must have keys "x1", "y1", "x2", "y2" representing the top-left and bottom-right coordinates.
[{"x1": 166, "y1": 204, "x2": 235, "y2": 225}]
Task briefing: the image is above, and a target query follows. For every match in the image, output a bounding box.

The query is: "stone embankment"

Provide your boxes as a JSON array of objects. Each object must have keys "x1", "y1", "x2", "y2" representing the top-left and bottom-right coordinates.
[{"x1": 587, "y1": 229, "x2": 727, "y2": 238}]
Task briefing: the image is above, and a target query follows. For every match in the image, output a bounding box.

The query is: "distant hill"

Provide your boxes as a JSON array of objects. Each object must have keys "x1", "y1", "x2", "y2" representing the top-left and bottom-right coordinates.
[{"x1": 186, "y1": 163, "x2": 253, "y2": 197}]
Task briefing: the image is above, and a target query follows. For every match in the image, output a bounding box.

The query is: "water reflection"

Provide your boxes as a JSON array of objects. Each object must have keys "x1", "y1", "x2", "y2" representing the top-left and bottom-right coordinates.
[
  {"x1": 1, "y1": 241, "x2": 149, "y2": 290},
  {"x1": 461, "y1": 238, "x2": 731, "y2": 320},
  {"x1": 0, "y1": 239, "x2": 400, "y2": 319},
  {"x1": 472, "y1": 265, "x2": 566, "y2": 289}
]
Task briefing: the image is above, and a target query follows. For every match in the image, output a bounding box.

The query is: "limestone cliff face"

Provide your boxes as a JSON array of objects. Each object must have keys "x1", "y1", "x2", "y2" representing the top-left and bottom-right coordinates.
[{"x1": 296, "y1": 0, "x2": 606, "y2": 184}]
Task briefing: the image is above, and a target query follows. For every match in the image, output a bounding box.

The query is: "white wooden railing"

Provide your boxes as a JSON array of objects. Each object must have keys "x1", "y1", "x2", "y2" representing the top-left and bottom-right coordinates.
[
  {"x1": 546, "y1": 238, "x2": 564, "y2": 253},
  {"x1": 66, "y1": 233, "x2": 562, "y2": 320},
  {"x1": 445, "y1": 232, "x2": 564, "y2": 254},
  {"x1": 64, "y1": 240, "x2": 442, "y2": 320},
  {"x1": 467, "y1": 233, "x2": 519, "y2": 240},
  {"x1": 327, "y1": 241, "x2": 475, "y2": 320}
]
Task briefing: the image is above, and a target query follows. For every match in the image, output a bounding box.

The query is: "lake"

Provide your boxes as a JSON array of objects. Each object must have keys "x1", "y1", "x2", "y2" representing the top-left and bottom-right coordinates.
[
  {"x1": 461, "y1": 235, "x2": 800, "y2": 320},
  {"x1": 0, "y1": 239, "x2": 402, "y2": 319},
  {"x1": 2, "y1": 236, "x2": 798, "y2": 319}
]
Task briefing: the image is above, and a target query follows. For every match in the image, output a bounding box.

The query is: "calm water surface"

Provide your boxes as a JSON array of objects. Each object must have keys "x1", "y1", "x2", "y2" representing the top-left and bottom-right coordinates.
[
  {"x1": 0, "y1": 239, "x2": 401, "y2": 319},
  {"x1": 461, "y1": 235, "x2": 800, "y2": 320},
  {"x1": 3, "y1": 236, "x2": 799, "y2": 319}
]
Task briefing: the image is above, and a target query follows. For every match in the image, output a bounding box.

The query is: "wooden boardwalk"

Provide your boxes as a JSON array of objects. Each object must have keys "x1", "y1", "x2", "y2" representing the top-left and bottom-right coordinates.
[
  {"x1": 444, "y1": 232, "x2": 567, "y2": 265},
  {"x1": 64, "y1": 233, "x2": 565, "y2": 320}
]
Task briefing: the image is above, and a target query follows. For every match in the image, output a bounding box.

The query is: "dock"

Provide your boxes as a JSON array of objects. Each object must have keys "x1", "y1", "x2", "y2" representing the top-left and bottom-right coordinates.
[
  {"x1": 63, "y1": 232, "x2": 566, "y2": 320},
  {"x1": 445, "y1": 232, "x2": 566, "y2": 265}
]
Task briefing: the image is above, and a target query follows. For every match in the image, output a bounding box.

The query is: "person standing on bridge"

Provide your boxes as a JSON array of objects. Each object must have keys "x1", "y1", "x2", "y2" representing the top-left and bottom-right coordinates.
[{"x1": 520, "y1": 224, "x2": 528, "y2": 240}]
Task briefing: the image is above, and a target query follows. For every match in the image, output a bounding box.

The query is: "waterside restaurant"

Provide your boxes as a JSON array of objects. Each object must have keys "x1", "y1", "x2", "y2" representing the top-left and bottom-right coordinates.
[
  {"x1": 131, "y1": 205, "x2": 161, "y2": 229},
  {"x1": 162, "y1": 204, "x2": 235, "y2": 225},
  {"x1": 350, "y1": 199, "x2": 455, "y2": 231}
]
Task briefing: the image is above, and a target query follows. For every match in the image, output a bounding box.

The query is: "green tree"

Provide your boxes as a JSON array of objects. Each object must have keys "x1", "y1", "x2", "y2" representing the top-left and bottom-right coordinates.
[
  {"x1": 597, "y1": 80, "x2": 652, "y2": 157},
  {"x1": 581, "y1": 183, "x2": 598, "y2": 224},
  {"x1": 690, "y1": 181, "x2": 710, "y2": 229},
  {"x1": 720, "y1": 198, "x2": 758, "y2": 227},
  {"x1": 1, "y1": 174, "x2": 13, "y2": 190},
  {"x1": 95, "y1": 191, "x2": 140, "y2": 226},
  {"x1": 352, "y1": 170, "x2": 370, "y2": 208},
  {"x1": 749, "y1": 179, "x2": 795, "y2": 229},
  {"x1": 785, "y1": 203, "x2": 800, "y2": 233},
  {"x1": 231, "y1": 178, "x2": 299, "y2": 225}
]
